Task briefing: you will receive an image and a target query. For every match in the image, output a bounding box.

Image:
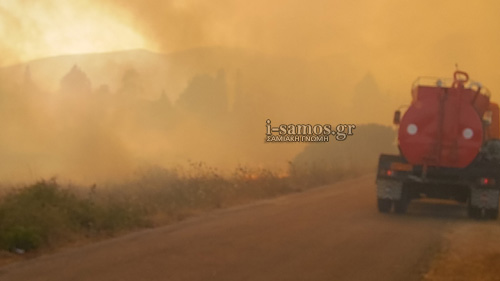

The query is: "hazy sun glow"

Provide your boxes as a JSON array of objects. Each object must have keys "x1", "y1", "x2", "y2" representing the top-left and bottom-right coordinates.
[{"x1": 0, "y1": 0, "x2": 149, "y2": 65}]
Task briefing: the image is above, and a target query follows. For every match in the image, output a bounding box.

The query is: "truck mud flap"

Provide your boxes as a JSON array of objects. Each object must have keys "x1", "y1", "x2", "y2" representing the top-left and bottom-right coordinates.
[
  {"x1": 376, "y1": 179, "x2": 403, "y2": 200},
  {"x1": 470, "y1": 187, "x2": 500, "y2": 209}
]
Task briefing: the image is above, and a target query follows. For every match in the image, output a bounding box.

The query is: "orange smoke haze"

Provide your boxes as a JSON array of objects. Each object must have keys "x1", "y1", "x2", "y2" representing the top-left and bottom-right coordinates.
[
  {"x1": 0, "y1": 0, "x2": 499, "y2": 183},
  {"x1": 94, "y1": 0, "x2": 500, "y2": 95},
  {"x1": 3, "y1": 0, "x2": 500, "y2": 100}
]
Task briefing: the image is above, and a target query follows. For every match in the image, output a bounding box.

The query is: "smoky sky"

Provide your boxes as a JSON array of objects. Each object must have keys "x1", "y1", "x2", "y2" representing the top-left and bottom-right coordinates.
[
  {"x1": 1, "y1": 0, "x2": 500, "y2": 184},
  {"x1": 93, "y1": 0, "x2": 500, "y2": 96},
  {"x1": 2, "y1": 0, "x2": 500, "y2": 94},
  {"x1": 114, "y1": 0, "x2": 500, "y2": 95}
]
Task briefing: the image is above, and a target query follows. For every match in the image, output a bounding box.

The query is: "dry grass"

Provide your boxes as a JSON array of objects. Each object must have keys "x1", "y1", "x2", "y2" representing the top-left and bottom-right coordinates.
[
  {"x1": 0, "y1": 162, "x2": 365, "y2": 263},
  {"x1": 423, "y1": 221, "x2": 500, "y2": 281}
]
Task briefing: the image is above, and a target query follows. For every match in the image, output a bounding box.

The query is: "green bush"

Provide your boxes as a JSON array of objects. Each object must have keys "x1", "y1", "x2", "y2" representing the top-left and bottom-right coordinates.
[
  {"x1": 0, "y1": 226, "x2": 42, "y2": 251},
  {"x1": 0, "y1": 179, "x2": 148, "y2": 251},
  {"x1": 0, "y1": 180, "x2": 73, "y2": 249}
]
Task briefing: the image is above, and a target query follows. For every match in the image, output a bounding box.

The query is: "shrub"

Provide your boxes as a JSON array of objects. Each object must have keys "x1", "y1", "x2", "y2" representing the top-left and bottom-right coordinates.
[{"x1": 0, "y1": 163, "x2": 363, "y2": 253}]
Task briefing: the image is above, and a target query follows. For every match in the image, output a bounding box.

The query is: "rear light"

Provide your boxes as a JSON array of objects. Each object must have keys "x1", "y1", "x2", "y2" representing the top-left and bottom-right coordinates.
[
  {"x1": 380, "y1": 169, "x2": 394, "y2": 176},
  {"x1": 479, "y1": 177, "x2": 496, "y2": 186},
  {"x1": 379, "y1": 169, "x2": 396, "y2": 177}
]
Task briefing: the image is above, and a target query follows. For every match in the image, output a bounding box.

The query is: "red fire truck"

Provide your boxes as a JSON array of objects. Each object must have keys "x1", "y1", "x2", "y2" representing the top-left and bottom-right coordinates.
[{"x1": 376, "y1": 70, "x2": 500, "y2": 219}]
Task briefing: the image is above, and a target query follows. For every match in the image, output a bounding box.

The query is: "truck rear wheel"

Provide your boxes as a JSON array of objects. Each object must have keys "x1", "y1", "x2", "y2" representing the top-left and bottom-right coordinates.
[
  {"x1": 467, "y1": 201, "x2": 481, "y2": 219},
  {"x1": 394, "y1": 199, "x2": 409, "y2": 214},
  {"x1": 377, "y1": 199, "x2": 392, "y2": 213},
  {"x1": 467, "y1": 206, "x2": 481, "y2": 219},
  {"x1": 485, "y1": 208, "x2": 499, "y2": 220}
]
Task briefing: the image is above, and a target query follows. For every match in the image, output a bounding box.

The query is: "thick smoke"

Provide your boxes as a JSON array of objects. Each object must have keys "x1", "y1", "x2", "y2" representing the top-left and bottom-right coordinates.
[
  {"x1": 0, "y1": 0, "x2": 499, "y2": 184},
  {"x1": 93, "y1": 0, "x2": 500, "y2": 94}
]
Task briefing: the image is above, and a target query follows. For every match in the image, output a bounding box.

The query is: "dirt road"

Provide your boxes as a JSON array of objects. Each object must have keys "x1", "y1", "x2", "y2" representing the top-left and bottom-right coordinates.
[{"x1": 0, "y1": 175, "x2": 467, "y2": 281}]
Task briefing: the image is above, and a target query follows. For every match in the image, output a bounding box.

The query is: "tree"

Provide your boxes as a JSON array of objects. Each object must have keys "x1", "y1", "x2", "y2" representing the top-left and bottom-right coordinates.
[
  {"x1": 177, "y1": 69, "x2": 228, "y2": 119},
  {"x1": 59, "y1": 65, "x2": 92, "y2": 95}
]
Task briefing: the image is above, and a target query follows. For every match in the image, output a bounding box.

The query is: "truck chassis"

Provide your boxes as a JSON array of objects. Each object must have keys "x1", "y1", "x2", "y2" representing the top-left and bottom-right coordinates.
[{"x1": 376, "y1": 154, "x2": 500, "y2": 219}]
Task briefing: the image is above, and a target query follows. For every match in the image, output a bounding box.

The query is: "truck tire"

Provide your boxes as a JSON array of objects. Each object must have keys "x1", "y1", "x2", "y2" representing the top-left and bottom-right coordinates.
[
  {"x1": 394, "y1": 199, "x2": 409, "y2": 214},
  {"x1": 485, "y1": 208, "x2": 499, "y2": 220},
  {"x1": 467, "y1": 201, "x2": 481, "y2": 219},
  {"x1": 394, "y1": 184, "x2": 409, "y2": 214},
  {"x1": 377, "y1": 199, "x2": 392, "y2": 213}
]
